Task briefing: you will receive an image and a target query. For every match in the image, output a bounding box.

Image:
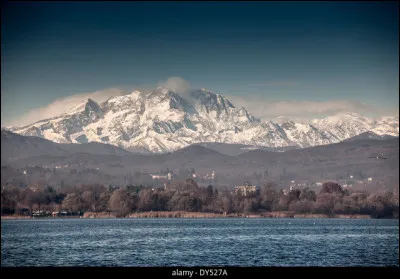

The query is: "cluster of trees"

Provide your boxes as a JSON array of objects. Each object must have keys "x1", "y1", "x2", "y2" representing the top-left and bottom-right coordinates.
[{"x1": 1, "y1": 181, "x2": 399, "y2": 218}]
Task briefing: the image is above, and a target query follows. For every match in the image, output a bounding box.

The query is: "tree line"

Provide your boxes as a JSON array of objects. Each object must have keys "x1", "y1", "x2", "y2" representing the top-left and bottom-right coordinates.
[{"x1": 1, "y1": 180, "x2": 399, "y2": 218}]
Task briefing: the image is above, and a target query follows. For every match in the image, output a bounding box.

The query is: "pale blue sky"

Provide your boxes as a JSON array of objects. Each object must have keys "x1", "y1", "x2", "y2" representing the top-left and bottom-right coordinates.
[{"x1": 1, "y1": 2, "x2": 398, "y2": 125}]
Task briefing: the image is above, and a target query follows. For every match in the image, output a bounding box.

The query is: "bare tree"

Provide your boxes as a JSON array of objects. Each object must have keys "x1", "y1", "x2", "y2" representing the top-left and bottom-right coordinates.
[
  {"x1": 320, "y1": 182, "x2": 344, "y2": 195},
  {"x1": 290, "y1": 200, "x2": 315, "y2": 213},
  {"x1": 260, "y1": 182, "x2": 278, "y2": 211},
  {"x1": 138, "y1": 189, "x2": 154, "y2": 211},
  {"x1": 81, "y1": 190, "x2": 95, "y2": 211},
  {"x1": 300, "y1": 187, "x2": 316, "y2": 201},
  {"x1": 108, "y1": 188, "x2": 134, "y2": 217},
  {"x1": 315, "y1": 193, "x2": 335, "y2": 214},
  {"x1": 62, "y1": 193, "x2": 83, "y2": 213}
]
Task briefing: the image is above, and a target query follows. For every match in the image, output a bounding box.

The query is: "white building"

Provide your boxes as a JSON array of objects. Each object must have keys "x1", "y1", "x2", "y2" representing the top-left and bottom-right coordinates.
[
  {"x1": 29, "y1": 185, "x2": 39, "y2": 192},
  {"x1": 234, "y1": 185, "x2": 257, "y2": 196},
  {"x1": 150, "y1": 174, "x2": 167, "y2": 180},
  {"x1": 282, "y1": 189, "x2": 289, "y2": 196}
]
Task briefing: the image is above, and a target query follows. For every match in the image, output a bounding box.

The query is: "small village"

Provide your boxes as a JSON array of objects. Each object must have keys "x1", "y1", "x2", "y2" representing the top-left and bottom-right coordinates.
[{"x1": 3, "y1": 164, "x2": 393, "y2": 219}]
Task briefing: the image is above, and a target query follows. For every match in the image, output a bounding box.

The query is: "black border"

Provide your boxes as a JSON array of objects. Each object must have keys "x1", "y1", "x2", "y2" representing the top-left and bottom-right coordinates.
[{"x1": 1, "y1": 267, "x2": 399, "y2": 278}]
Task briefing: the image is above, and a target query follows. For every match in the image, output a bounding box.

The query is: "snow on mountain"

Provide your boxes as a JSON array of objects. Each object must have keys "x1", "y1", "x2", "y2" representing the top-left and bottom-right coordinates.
[
  {"x1": 311, "y1": 112, "x2": 399, "y2": 141},
  {"x1": 8, "y1": 88, "x2": 399, "y2": 153},
  {"x1": 371, "y1": 116, "x2": 399, "y2": 136},
  {"x1": 278, "y1": 120, "x2": 339, "y2": 148}
]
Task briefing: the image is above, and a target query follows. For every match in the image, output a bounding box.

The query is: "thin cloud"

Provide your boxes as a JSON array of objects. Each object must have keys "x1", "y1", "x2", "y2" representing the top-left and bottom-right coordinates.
[
  {"x1": 225, "y1": 95, "x2": 395, "y2": 121},
  {"x1": 4, "y1": 88, "x2": 127, "y2": 127},
  {"x1": 3, "y1": 77, "x2": 192, "y2": 127},
  {"x1": 157, "y1": 76, "x2": 193, "y2": 102},
  {"x1": 157, "y1": 77, "x2": 191, "y2": 94},
  {"x1": 3, "y1": 76, "x2": 397, "y2": 128}
]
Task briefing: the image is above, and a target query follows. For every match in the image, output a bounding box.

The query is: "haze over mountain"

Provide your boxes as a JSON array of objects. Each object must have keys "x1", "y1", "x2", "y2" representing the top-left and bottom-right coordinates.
[
  {"x1": 1, "y1": 130, "x2": 132, "y2": 164},
  {"x1": 6, "y1": 87, "x2": 399, "y2": 153},
  {"x1": 1, "y1": 130, "x2": 398, "y2": 192},
  {"x1": 342, "y1": 131, "x2": 397, "y2": 142}
]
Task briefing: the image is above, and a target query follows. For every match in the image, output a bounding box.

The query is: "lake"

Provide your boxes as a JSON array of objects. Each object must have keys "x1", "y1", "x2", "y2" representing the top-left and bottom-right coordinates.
[{"x1": 1, "y1": 218, "x2": 398, "y2": 266}]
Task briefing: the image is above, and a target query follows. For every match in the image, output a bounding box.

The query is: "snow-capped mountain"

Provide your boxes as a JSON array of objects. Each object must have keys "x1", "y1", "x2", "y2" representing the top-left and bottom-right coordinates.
[{"x1": 7, "y1": 87, "x2": 399, "y2": 153}]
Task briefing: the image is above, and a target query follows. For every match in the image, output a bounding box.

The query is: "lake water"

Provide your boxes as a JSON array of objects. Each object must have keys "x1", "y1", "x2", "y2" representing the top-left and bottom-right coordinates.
[{"x1": 1, "y1": 218, "x2": 398, "y2": 267}]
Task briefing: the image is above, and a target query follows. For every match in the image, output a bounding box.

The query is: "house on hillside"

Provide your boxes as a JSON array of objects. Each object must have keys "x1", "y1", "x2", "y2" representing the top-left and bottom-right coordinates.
[
  {"x1": 282, "y1": 189, "x2": 289, "y2": 196},
  {"x1": 201, "y1": 170, "x2": 216, "y2": 181},
  {"x1": 29, "y1": 185, "x2": 39, "y2": 192},
  {"x1": 167, "y1": 172, "x2": 173, "y2": 180},
  {"x1": 150, "y1": 174, "x2": 168, "y2": 180}
]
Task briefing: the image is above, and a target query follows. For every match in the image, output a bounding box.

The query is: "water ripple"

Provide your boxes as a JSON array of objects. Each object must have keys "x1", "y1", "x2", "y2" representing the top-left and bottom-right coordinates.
[{"x1": 1, "y1": 218, "x2": 398, "y2": 266}]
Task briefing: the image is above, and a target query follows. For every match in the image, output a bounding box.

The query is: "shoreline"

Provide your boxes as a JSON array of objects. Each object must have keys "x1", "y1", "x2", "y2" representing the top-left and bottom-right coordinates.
[{"x1": 1, "y1": 211, "x2": 378, "y2": 220}]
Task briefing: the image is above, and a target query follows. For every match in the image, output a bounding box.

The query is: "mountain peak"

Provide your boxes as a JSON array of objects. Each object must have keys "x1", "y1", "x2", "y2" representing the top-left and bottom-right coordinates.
[
  {"x1": 85, "y1": 98, "x2": 100, "y2": 107},
  {"x1": 85, "y1": 98, "x2": 103, "y2": 117}
]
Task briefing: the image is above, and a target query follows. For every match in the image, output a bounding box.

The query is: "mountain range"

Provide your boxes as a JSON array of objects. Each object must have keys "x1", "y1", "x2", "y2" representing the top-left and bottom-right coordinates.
[
  {"x1": 5, "y1": 87, "x2": 399, "y2": 153},
  {"x1": 1, "y1": 130, "x2": 398, "y2": 192}
]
